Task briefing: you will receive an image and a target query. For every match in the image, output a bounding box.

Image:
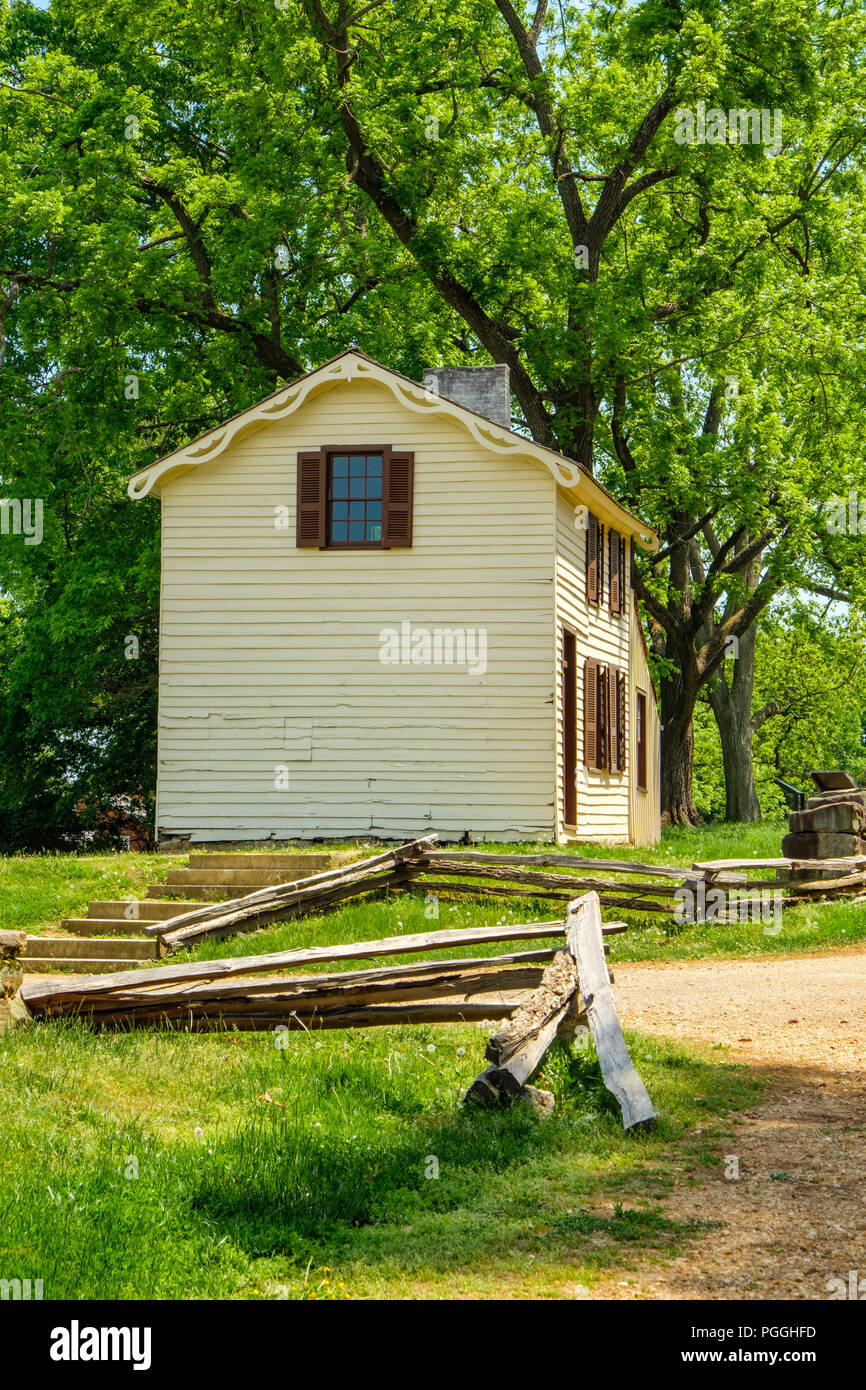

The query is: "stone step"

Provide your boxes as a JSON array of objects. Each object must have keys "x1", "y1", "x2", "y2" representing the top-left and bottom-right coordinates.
[
  {"x1": 23, "y1": 936, "x2": 158, "y2": 961},
  {"x1": 162, "y1": 867, "x2": 309, "y2": 887},
  {"x1": 63, "y1": 917, "x2": 160, "y2": 936},
  {"x1": 87, "y1": 900, "x2": 209, "y2": 920},
  {"x1": 146, "y1": 884, "x2": 242, "y2": 901},
  {"x1": 187, "y1": 852, "x2": 352, "y2": 871},
  {"x1": 781, "y1": 830, "x2": 866, "y2": 860},
  {"x1": 21, "y1": 958, "x2": 151, "y2": 974}
]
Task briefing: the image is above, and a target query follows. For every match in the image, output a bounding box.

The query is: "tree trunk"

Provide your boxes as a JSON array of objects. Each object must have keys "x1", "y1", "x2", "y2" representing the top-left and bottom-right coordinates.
[
  {"x1": 706, "y1": 622, "x2": 762, "y2": 822},
  {"x1": 659, "y1": 670, "x2": 701, "y2": 826}
]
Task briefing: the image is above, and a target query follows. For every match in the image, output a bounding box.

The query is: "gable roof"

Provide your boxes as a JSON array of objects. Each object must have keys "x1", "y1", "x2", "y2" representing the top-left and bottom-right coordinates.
[{"x1": 127, "y1": 349, "x2": 657, "y2": 548}]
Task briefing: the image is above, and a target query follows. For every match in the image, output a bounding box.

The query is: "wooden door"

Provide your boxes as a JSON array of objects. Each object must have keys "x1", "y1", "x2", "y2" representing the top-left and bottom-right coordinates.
[{"x1": 562, "y1": 627, "x2": 577, "y2": 828}]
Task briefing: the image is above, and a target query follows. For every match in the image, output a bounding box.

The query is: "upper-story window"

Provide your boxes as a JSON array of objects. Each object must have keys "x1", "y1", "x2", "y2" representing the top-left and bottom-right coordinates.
[
  {"x1": 296, "y1": 446, "x2": 414, "y2": 549},
  {"x1": 329, "y1": 452, "x2": 383, "y2": 545},
  {"x1": 586, "y1": 512, "x2": 626, "y2": 615}
]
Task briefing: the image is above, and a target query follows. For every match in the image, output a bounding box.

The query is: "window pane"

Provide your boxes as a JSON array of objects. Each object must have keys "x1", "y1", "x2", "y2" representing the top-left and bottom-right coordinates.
[
  {"x1": 332, "y1": 477, "x2": 349, "y2": 498},
  {"x1": 367, "y1": 455, "x2": 382, "y2": 475},
  {"x1": 367, "y1": 521, "x2": 382, "y2": 542},
  {"x1": 350, "y1": 456, "x2": 366, "y2": 475},
  {"x1": 367, "y1": 501, "x2": 381, "y2": 521},
  {"x1": 367, "y1": 476, "x2": 382, "y2": 498},
  {"x1": 349, "y1": 476, "x2": 366, "y2": 498},
  {"x1": 331, "y1": 521, "x2": 348, "y2": 542},
  {"x1": 332, "y1": 501, "x2": 348, "y2": 521},
  {"x1": 349, "y1": 501, "x2": 365, "y2": 520},
  {"x1": 348, "y1": 521, "x2": 364, "y2": 541},
  {"x1": 332, "y1": 456, "x2": 349, "y2": 475}
]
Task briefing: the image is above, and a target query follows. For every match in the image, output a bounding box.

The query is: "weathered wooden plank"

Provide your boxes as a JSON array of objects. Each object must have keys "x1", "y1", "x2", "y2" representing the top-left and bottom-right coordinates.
[
  {"x1": 156, "y1": 868, "x2": 408, "y2": 950},
  {"x1": 85, "y1": 1000, "x2": 525, "y2": 1032},
  {"x1": 695, "y1": 855, "x2": 866, "y2": 873},
  {"x1": 403, "y1": 880, "x2": 673, "y2": 913},
  {"x1": 465, "y1": 950, "x2": 580, "y2": 1107},
  {"x1": 21, "y1": 918, "x2": 575, "y2": 1010},
  {"x1": 423, "y1": 859, "x2": 681, "y2": 896},
  {"x1": 55, "y1": 963, "x2": 548, "y2": 1019},
  {"x1": 567, "y1": 893, "x2": 656, "y2": 1132},
  {"x1": 426, "y1": 850, "x2": 696, "y2": 880},
  {"x1": 144, "y1": 836, "x2": 437, "y2": 943}
]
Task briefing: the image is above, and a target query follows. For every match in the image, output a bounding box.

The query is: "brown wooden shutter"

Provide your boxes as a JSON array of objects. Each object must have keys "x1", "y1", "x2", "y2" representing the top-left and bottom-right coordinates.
[
  {"x1": 296, "y1": 449, "x2": 326, "y2": 547},
  {"x1": 617, "y1": 668, "x2": 626, "y2": 772},
  {"x1": 609, "y1": 528, "x2": 621, "y2": 614},
  {"x1": 584, "y1": 658, "x2": 599, "y2": 768},
  {"x1": 586, "y1": 513, "x2": 599, "y2": 602},
  {"x1": 383, "y1": 450, "x2": 414, "y2": 547},
  {"x1": 606, "y1": 664, "x2": 619, "y2": 771},
  {"x1": 621, "y1": 534, "x2": 628, "y2": 598}
]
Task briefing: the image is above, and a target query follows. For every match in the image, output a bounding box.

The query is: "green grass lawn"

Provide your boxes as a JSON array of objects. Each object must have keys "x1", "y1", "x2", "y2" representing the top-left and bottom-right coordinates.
[
  {"x1": 0, "y1": 1016, "x2": 759, "y2": 1299},
  {"x1": 0, "y1": 852, "x2": 188, "y2": 933},
  {"x1": 5, "y1": 820, "x2": 843, "y2": 1299},
  {"x1": 5, "y1": 819, "x2": 864, "y2": 961}
]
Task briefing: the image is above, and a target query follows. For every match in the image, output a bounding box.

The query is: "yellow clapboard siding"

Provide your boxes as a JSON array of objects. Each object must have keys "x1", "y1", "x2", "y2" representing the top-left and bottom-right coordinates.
[
  {"x1": 554, "y1": 492, "x2": 631, "y2": 843},
  {"x1": 156, "y1": 376, "x2": 558, "y2": 841}
]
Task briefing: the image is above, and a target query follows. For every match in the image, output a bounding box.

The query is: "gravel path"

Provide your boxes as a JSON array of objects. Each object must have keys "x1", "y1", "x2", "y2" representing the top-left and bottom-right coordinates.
[{"x1": 591, "y1": 948, "x2": 866, "y2": 1301}]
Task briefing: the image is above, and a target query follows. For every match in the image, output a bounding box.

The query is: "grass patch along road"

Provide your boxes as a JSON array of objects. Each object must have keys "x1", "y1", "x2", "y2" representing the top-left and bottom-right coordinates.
[
  {"x1": 0, "y1": 1016, "x2": 757, "y2": 1300},
  {"x1": 5, "y1": 820, "x2": 865, "y2": 963}
]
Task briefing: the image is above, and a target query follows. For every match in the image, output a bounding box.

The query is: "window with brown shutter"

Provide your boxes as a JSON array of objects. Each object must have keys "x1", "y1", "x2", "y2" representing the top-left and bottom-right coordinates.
[
  {"x1": 636, "y1": 688, "x2": 648, "y2": 790},
  {"x1": 296, "y1": 446, "x2": 414, "y2": 549},
  {"x1": 608, "y1": 528, "x2": 618, "y2": 613},
  {"x1": 383, "y1": 450, "x2": 414, "y2": 548},
  {"x1": 586, "y1": 513, "x2": 600, "y2": 603},
  {"x1": 296, "y1": 450, "x2": 326, "y2": 547}
]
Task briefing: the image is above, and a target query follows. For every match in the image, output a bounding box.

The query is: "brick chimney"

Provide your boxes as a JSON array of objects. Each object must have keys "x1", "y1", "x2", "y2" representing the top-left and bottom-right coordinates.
[{"x1": 422, "y1": 364, "x2": 511, "y2": 429}]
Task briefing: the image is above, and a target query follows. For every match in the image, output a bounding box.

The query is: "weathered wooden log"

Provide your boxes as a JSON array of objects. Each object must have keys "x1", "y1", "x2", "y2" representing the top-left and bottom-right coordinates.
[
  {"x1": 695, "y1": 855, "x2": 866, "y2": 873},
  {"x1": 158, "y1": 867, "x2": 410, "y2": 951},
  {"x1": 423, "y1": 858, "x2": 682, "y2": 896},
  {"x1": 567, "y1": 893, "x2": 656, "y2": 1132},
  {"x1": 47, "y1": 961, "x2": 550, "y2": 1026},
  {"x1": 86, "y1": 1000, "x2": 527, "y2": 1032},
  {"x1": 465, "y1": 950, "x2": 582, "y2": 1108},
  {"x1": 21, "y1": 917, "x2": 583, "y2": 1013},
  {"x1": 403, "y1": 879, "x2": 675, "y2": 913},
  {"x1": 426, "y1": 850, "x2": 699, "y2": 880}
]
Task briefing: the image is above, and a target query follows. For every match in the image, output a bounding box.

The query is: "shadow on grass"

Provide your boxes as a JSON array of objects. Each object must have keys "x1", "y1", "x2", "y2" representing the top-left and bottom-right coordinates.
[{"x1": 186, "y1": 1040, "x2": 747, "y2": 1284}]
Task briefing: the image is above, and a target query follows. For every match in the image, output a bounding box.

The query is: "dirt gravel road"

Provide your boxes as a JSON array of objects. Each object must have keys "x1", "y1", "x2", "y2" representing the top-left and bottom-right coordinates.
[{"x1": 592, "y1": 948, "x2": 866, "y2": 1300}]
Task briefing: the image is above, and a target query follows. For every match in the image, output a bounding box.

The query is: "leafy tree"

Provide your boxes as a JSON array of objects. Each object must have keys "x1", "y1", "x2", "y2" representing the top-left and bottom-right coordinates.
[
  {"x1": 693, "y1": 600, "x2": 866, "y2": 819},
  {"x1": 298, "y1": 0, "x2": 866, "y2": 821},
  {"x1": 4, "y1": 0, "x2": 866, "y2": 842}
]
